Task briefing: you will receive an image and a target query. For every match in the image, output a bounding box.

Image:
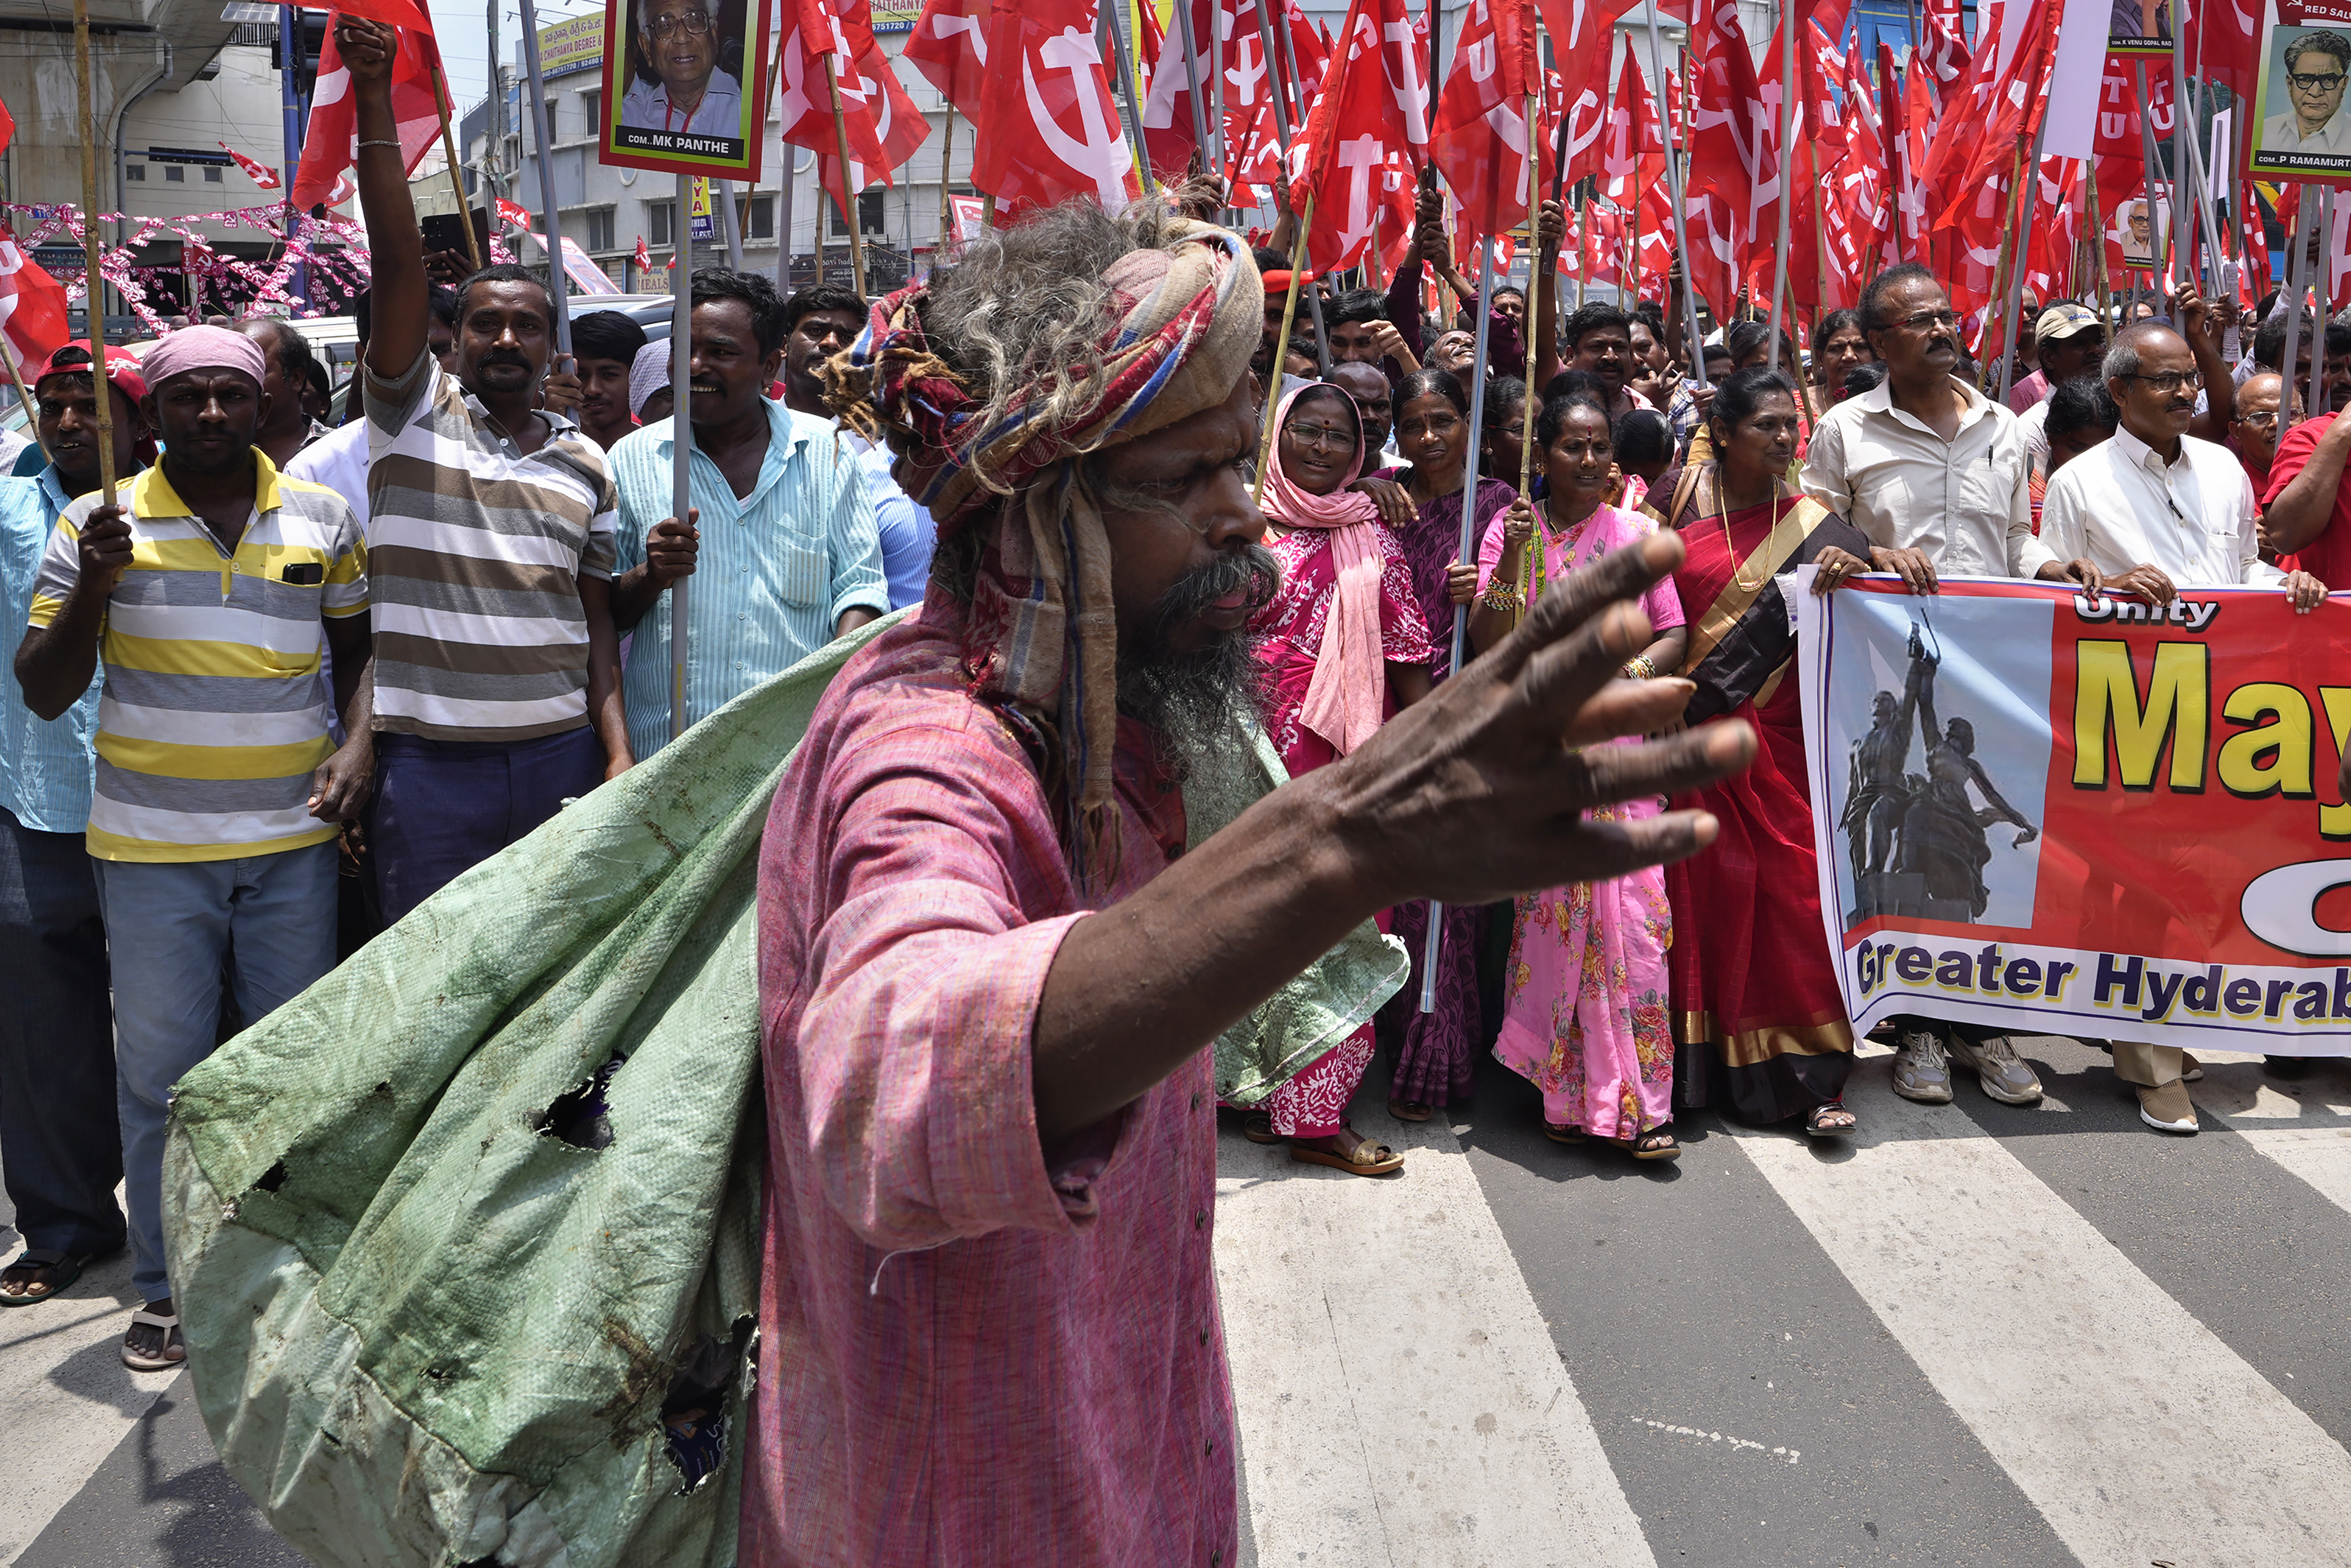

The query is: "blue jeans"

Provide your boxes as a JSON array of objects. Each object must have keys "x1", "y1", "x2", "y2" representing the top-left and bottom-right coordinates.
[
  {"x1": 0, "y1": 805, "x2": 125, "y2": 1261},
  {"x1": 370, "y1": 727, "x2": 605, "y2": 924},
  {"x1": 92, "y1": 842, "x2": 339, "y2": 1303}
]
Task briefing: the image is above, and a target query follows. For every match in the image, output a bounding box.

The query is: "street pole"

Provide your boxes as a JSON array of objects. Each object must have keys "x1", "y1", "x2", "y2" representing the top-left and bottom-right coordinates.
[{"x1": 516, "y1": 0, "x2": 574, "y2": 355}]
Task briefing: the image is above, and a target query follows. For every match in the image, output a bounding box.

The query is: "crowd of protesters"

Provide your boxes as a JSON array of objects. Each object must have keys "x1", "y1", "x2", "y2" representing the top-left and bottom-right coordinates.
[{"x1": 0, "y1": 20, "x2": 2343, "y2": 1558}]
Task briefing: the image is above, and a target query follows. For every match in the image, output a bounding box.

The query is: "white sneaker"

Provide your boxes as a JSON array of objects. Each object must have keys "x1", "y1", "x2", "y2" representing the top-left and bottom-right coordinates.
[
  {"x1": 1948, "y1": 1030, "x2": 2044, "y2": 1105},
  {"x1": 1891, "y1": 1027, "x2": 1954, "y2": 1104}
]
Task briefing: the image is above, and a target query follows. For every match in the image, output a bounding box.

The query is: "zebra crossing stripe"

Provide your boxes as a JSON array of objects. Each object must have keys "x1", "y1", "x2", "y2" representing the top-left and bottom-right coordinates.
[{"x1": 1725, "y1": 1051, "x2": 2351, "y2": 1568}]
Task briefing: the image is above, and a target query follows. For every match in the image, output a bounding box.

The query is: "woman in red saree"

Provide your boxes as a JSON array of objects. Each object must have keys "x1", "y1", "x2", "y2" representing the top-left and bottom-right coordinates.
[{"x1": 1644, "y1": 368, "x2": 1876, "y2": 1135}]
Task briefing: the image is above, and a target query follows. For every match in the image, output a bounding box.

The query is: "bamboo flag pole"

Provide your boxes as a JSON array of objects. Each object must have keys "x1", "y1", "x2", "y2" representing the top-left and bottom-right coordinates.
[
  {"x1": 1252, "y1": 192, "x2": 1319, "y2": 501},
  {"x1": 1420, "y1": 233, "x2": 1497, "y2": 1012},
  {"x1": 1765, "y1": 0, "x2": 1794, "y2": 373},
  {"x1": 822, "y1": 55, "x2": 870, "y2": 299},
  {"x1": 1255, "y1": 0, "x2": 1329, "y2": 372},
  {"x1": 2087, "y1": 158, "x2": 2113, "y2": 323},
  {"x1": 1991, "y1": 114, "x2": 2050, "y2": 403},
  {"x1": 1977, "y1": 145, "x2": 2026, "y2": 395},
  {"x1": 940, "y1": 108, "x2": 955, "y2": 245},
  {"x1": 771, "y1": 35, "x2": 794, "y2": 288},
  {"x1": 430, "y1": 62, "x2": 485, "y2": 272},
  {"x1": 72, "y1": 0, "x2": 113, "y2": 507}
]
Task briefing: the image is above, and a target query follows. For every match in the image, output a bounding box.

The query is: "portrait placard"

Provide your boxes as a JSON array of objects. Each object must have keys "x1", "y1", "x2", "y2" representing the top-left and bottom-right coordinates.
[
  {"x1": 2248, "y1": 0, "x2": 2351, "y2": 184},
  {"x1": 2108, "y1": 0, "x2": 2172, "y2": 56},
  {"x1": 598, "y1": 0, "x2": 770, "y2": 180}
]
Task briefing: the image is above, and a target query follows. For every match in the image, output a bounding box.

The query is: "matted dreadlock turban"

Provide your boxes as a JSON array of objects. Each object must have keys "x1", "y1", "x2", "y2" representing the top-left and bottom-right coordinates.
[{"x1": 826, "y1": 211, "x2": 1262, "y2": 877}]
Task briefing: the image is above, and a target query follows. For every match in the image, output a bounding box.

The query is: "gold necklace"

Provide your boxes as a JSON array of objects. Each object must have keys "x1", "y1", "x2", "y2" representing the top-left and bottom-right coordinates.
[{"x1": 1715, "y1": 468, "x2": 1785, "y2": 593}]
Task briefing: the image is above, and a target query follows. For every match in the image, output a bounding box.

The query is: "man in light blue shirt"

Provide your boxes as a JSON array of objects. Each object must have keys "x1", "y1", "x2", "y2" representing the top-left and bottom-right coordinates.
[
  {"x1": 608, "y1": 267, "x2": 888, "y2": 759},
  {"x1": 0, "y1": 342, "x2": 148, "y2": 1306}
]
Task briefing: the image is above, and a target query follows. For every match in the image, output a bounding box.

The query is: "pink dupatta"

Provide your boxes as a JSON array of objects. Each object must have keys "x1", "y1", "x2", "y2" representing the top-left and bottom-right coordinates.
[{"x1": 1260, "y1": 386, "x2": 1387, "y2": 755}]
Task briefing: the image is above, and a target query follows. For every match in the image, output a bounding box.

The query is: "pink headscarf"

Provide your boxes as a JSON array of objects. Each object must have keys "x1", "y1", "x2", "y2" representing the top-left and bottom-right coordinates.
[{"x1": 1261, "y1": 384, "x2": 1388, "y2": 757}]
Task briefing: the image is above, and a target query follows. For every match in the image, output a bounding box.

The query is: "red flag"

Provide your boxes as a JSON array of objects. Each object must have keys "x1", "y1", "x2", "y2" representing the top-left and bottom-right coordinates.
[
  {"x1": 1595, "y1": 43, "x2": 1662, "y2": 207},
  {"x1": 905, "y1": 0, "x2": 991, "y2": 119},
  {"x1": 970, "y1": 0, "x2": 1141, "y2": 213},
  {"x1": 2187, "y1": 0, "x2": 2258, "y2": 103},
  {"x1": 1687, "y1": 0, "x2": 1776, "y2": 298},
  {"x1": 291, "y1": 16, "x2": 443, "y2": 211},
  {"x1": 0, "y1": 92, "x2": 14, "y2": 159},
  {"x1": 634, "y1": 234, "x2": 655, "y2": 271},
  {"x1": 1920, "y1": 0, "x2": 2053, "y2": 236},
  {"x1": 779, "y1": 0, "x2": 933, "y2": 227},
  {"x1": 1285, "y1": 0, "x2": 1422, "y2": 270},
  {"x1": 1540, "y1": 0, "x2": 1638, "y2": 193},
  {"x1": 1140, "y1": 0, "x2": 1214, "y2": 178},
  {"x1": 220, "y1": 142, "x2": 281, "y2": 190},
  {"x1": 496, "y1": 196, "x2": 532, "y2": 230},
  {"x1": 0, "y1": 235, "x2": 68, "y2": 377},
  {"x1": 1430, "y1": 0, "x2": 1544, "y2": 237},
  {"x1": 319, "y1": 0, "x2": 433, "y2": 32}
]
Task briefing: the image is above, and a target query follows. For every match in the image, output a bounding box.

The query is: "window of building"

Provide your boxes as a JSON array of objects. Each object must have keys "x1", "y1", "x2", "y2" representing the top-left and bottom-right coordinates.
[
  {"x1": 204, "y1": 165, "x2": 223, "y2": 183},
  {"x1": 828, "y1": 191, "x2": 884, "y2": 238},
  {"x1": 580, "y1": 205, "x2": 616, "y2": 252},
  {"x1": 127, "y1": 164, "x2": 145, "y2": 181},
  {"x1": 578, "y1": 89, "x2": 600, "y2": 139},
  {"x1": 744, "y1": 195, "x2": 774, "y2": 240},
  {"x1": 164, "y1": 164, "x2": 185, "y2": 182},
  {"x1": 647, "y1": 199, "x2": 675, "y2": 247}
]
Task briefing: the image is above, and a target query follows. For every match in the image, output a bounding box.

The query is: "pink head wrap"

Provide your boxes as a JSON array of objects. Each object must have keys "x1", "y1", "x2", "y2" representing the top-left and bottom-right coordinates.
[
  {"x1": 1261, "y1": 383, "x2": 1389, "y2": 758},
  {"x1": 141, "y1": 325, "x2": 269, "y2": 392}
]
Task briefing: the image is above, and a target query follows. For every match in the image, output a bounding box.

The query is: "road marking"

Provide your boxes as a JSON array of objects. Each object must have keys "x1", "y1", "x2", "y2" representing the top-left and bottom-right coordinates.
[
  {"x1": 1215, "y1": 1111, "x2": 1656, "y2": 1568},
  {"x1": 0, "y1": 1202, "x2": 170, "y2": 1566},
  {"x1": 1629, "y1": 1416, "x2": 1800, "y2": 1463},
  {"x1": 1724, "y1": 1048, "x2": 2351, "y2": 1568}
]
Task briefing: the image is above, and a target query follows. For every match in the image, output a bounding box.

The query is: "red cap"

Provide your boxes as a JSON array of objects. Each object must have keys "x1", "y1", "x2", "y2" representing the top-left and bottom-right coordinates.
[
  {"x1": 1260, "y1": 269, "x2": 1319, "y2": 293},
  {"x1": 34, "y1": 341, "x2": 149, "y2": 406}
]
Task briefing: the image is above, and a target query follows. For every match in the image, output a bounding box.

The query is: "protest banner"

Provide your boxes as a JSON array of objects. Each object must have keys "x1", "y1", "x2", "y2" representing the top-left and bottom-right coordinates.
[
  {"x1": 598, "y1": 0, "x2": 772, "y2": 180},
  {"x1": 2247, "y1": 0, "x2": 2351, "y2": 184},
  {"x1": 2109, "y1": 0, "x2": 2173, "y2": 55},
  {"x1": 1796, "y1": 574, "x2": 2351, "y2": 1056}
]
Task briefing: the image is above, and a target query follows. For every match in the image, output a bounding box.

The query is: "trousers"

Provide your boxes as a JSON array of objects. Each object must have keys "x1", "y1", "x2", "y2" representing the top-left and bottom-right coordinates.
[
  {"x1": 370, "y1": 727, "x2": 605, "y2": 924},
  {"x1": 93, "y1": 841, "x2": 339, "y2": 1302}
]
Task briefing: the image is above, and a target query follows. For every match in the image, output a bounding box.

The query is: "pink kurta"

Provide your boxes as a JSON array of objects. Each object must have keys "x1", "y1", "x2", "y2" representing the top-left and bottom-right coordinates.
[
  {"x1": 1477, "y1": 501, "x2": 1684, "y2": 1137},
  {"x1": 1246, "y1": 523, "x2": 1431, "y2": 1136},
  {"x1": 747, "y1": 597, "x2": 1235, "y2": 1566}
]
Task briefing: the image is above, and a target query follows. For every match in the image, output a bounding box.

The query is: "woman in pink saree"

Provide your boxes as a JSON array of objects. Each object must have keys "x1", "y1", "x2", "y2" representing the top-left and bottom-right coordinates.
[
  {"x1": 1465, "y1": 388, "x2": 1689, "y2": 1159},
  {"x1": 1244, "y1": 382, "x2": 1433, "y2": 1175}
]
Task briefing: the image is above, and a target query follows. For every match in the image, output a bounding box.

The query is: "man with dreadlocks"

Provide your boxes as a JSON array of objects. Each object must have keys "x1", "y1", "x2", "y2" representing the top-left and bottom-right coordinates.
[{"x1": 748, "y1": 195, "x2": 1756, "y2": 1564}]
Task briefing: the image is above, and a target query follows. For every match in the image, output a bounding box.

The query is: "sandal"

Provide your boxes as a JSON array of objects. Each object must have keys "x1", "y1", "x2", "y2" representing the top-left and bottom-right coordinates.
[
  {"x1": 121, "y1": 1306, "x2": 185, "y2": 1373},
  {"x1": 0, "y1": 1247, "x2": 86, "y2": 1307},
  {"x1": 1803, "y1": 1100, "x2": 1856, "y2": 1138},
  {"x1": 1291, "y1": 1131, "x2": 1405, "y2": 1176},
  {"x1": 1613, "y1": 1128, "x2": 1681, "y2": 1161},
  {"x1": 1241, "y1": 1111, "x2": 1283, "y2": 1144},
  {"x1": 1388, "y1": 1099, "x2": 1434, "y2": 1123},
  {"x1": 1543, "y1": 1121, "x2": 1587, "y2": 1144}
]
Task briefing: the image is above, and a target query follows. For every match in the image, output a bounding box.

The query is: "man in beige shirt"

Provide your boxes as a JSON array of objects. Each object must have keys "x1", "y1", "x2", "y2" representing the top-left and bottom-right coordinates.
[{"x1": 1800, "y1": 262, "x2": 2102, "y2": 1112}]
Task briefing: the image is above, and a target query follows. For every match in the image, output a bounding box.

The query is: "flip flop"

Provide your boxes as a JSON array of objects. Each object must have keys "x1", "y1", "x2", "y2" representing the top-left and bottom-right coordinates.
[
  {"x1": 121, "y1": 1307, "x2": 185, "y2": 1373},
  {"x1": 0, "y1": 1248, "x2": 85, "y2": 1307},
  {"x1": 1291, "y1": 1135, "x2": 1405, "y2": 1176},
  {"x1": 1544, "y1": 1121, "x2": 1587, "y2": 1144},
  {"x1": 1613, "y1": 1129, "x2": 1681, "y2": 1161},
  {"x1": 1241, "y1": 1111, "x2": 1283, "y2": 1144},
  {"x1": 1388, "y1": 1099, "x2": 1433, "y2": 1123},
  {"x1": 1803, "y1": 1100, "x2": 1857, "y2": 1139}
]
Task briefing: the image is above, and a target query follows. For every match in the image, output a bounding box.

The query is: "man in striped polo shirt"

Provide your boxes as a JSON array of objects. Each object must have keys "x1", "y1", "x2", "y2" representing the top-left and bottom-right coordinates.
[
  {"x1": 15, "y1": 326, "x2": 371, "y2": 1372},
  {"x1": 344, "y1": 17, "x2": 627, "y2": 922}
]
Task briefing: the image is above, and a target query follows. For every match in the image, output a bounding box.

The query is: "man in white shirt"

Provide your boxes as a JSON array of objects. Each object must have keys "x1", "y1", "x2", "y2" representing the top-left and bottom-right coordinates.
[
  {"x1": 1802, "y1": 263, "x2": 2103, "y2": 1110},
  {"x1": 2040, "y1": 321, "x2": 2328, "y2": 1135}
]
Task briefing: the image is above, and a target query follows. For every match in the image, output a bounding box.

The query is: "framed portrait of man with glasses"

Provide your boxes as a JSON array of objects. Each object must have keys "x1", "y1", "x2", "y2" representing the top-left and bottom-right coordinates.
[
  {"x1": 599, "y1": 0, "x2": 771, "y2": 179},
  {"x1": 2251, "y1": 7, "x2": 2351, "y2": 180}
]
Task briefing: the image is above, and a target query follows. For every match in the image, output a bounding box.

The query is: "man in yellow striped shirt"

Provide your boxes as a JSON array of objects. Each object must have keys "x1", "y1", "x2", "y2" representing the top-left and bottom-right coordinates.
[{"x1": 13, "y1": 325, "x2": 371, "y2": 1373}]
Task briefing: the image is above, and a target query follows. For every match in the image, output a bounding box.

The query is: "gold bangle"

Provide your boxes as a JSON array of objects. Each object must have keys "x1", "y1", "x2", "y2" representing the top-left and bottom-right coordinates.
[
  {"x1": 1479, "y1": 583, "x2": 1522, "y2": 613},
  {"x1": 1621, "y1": 654, "x2": 1658, "y2": 680}
]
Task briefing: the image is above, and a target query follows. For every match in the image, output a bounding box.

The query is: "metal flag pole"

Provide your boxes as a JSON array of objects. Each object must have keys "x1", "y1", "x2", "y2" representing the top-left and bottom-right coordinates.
[
  {"x1": 1765, "y1": 0, "x2": 1794, "y2": 371},
  {"x1": 669, "y1": 170, "x2": 695, "y2": 742},
  {"x1": 1173, "y1": 0, "x2": 1216, "y2": 178},
  {"x1": 1106, "y1": 0, "x2": 1158, "y2": 195},
  {"x1": 778, "y1": 152, "x2": 798, "y2": 289},
  {"x1": 2170, "y1": 7, "x2": 2192, "y2": 295},
  {"x1": 71, "y1": 0, "x2": 113, "y2": 504},
  {"x1": 2133, "y1": 60, "x2": 2169, "y2": 296},
  {"x1": 718, "y1": 180, "x2": 747, "y2": 269},
  {"x1": 516, "y1": 0, "x2": 574, "y2": 356},
  {"x1": 2312, "y1": 188, "x2": 2336, "y2": 425},
  {"x1": 1642, "y1": 1, "x2": 1707, "y2": 388},
  {"x1": 1518, "y1": 68, "x2": 1541, "y2": 493},
  {"x1": 2280, "y1": 185, "x2": 2310, "y2": 434},
  {"x1": 1419, "y1": 235, "x2": 1496, "y2": 1013},
  {"x1": 1991, "y1": 112, "x2": 2050, "y2": 402},
  {"x1": 1256, "y1": 0, "x2": 1330, "y2": 371}
]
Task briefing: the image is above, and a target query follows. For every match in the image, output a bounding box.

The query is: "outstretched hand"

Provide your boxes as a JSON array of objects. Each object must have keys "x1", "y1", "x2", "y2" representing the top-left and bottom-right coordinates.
[{"x1": 1321, "y1": 530, "x2": 1748, "y2": 909}]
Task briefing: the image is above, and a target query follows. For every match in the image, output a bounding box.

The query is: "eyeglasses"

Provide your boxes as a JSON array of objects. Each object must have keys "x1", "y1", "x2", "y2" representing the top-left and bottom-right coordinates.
[
  {"x1": 2118, "y1": 370, "x2": 2203, "y2": 393},
  {"x1": 2237, "y1": 409, "x2": 2281, "y2": 428},
  {"x1": 649, "y1": 9, "x2": 712, "y2": 37},
  {"x1": 1285, "y1": 422, "x2": 1358, "y2": 450},
  {"x1": 2291, "y1": 71, "x2": 2347, "y2": 90},
  {"x1": 1890, "y1": 309, "x2": 1961, "y2": 334}
]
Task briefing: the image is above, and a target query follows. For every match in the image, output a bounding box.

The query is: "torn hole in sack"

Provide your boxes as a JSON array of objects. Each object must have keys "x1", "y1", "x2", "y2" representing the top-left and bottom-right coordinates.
[
  {"x1": 539, "y1": 1053, "x2": 628, "y2": 1150},
  {"x1": 661, "y1": 1318, "x2": 754, "y2": 1496},
  {"x1": 252, "y1": 1160, "x2": 289, "y2": 1193}
]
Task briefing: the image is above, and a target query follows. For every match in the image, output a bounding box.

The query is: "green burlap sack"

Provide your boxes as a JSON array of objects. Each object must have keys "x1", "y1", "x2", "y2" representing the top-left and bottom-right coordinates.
[{"x1": 163, "y1": 611, "x2": 1401, "y2": 1568}]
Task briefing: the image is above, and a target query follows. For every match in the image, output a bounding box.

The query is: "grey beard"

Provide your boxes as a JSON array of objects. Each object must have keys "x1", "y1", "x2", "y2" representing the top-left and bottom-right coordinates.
[{"x1": 1116, "y1": 541, "x2": 1280, "y2": 778}]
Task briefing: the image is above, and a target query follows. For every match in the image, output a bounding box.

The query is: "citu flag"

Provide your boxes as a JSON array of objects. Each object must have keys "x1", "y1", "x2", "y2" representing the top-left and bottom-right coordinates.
[
  {"x1": 1285, "y1": 0, "x2": 1425, "y2": 271},
  {"x1": 1595, "y1": 43, "x2": 1661, "y2": 208},
  {"x1": 1140, "y1": 0, "x2": 1215, "y2": 180},
  {"x1": 1541, "y1": 0, "x2": 1641, "y2": 193},
  {"x1": 291, "y1": 13, "x2": 443, "y2": 211},
  {"x1": 0, "y1": 233, "x2": 68, "y2": 377},
  {"x1": 1430, "y1": 0, "x2": 1544, "y2": 239},
  {"x1": 220, "y1": 142, "x2": 280, "y2": 189},
  {"x1": 776, "y1": 0, "x2": 931, "y2": 225},
  {"x1": 905, "y1": 0, "x2": 991, "y2": 119},
  {"x1": 1686, "y1": 0, "x2": 1776, "y2": 297},
  {"x1": 970, "y1": 0, "x2": 1140, "y2": 214},
  {"x1": 1919, "y1": 0, "x2": 2053, "y2": 238}
]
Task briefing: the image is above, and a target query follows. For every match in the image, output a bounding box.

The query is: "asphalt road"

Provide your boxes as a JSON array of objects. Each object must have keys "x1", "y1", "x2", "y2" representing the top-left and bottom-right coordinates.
[{"x1": 8, "y1": 1035, "x2": 2351, "y2": 1567}]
